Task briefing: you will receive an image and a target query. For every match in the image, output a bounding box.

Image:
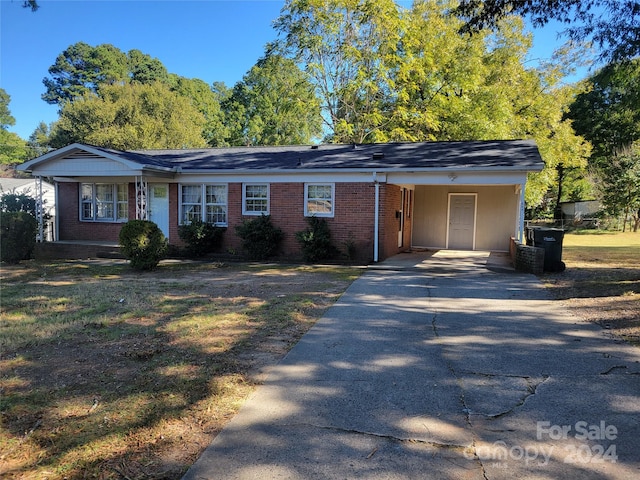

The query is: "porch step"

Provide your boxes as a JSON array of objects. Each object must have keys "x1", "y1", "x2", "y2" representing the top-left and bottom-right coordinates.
[{"x1": 34, "y1": 242, "x2": 125, "y2": 260}]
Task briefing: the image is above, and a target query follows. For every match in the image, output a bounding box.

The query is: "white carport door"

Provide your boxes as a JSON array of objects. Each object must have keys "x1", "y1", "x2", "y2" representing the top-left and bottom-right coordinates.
[{"x1": 447, "y1": 193, "x2": 476, "y2": 250}]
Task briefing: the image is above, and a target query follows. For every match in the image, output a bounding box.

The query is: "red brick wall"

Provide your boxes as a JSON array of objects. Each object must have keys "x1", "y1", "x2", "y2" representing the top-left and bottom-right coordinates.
[
  {"x1": 57, "y1": 180, "x2": 399, "y2": 263},
  {"x1": 379, "y1": 184, "x2": 413, "y2": 260},
  {"x1": 57, "y1": 182, "x2": 127, "y2": 242}
]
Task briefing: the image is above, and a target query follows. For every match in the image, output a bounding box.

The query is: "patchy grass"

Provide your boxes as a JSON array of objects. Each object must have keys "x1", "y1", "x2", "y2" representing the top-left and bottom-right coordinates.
[
  {"x1": 0, "y1": 260, "x2": 360, "y2": 479},
  {"x1": 544, "y1": 232, "x2": 640, "y2": 345}
]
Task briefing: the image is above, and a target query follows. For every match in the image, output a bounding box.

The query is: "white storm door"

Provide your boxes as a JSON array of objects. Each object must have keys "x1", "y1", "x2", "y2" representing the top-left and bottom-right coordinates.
[
  {"x1": 447, "y1": 193, "x2": 477, "y2": 250},
  {"x1": 149, "y1": 184, "x2": 170, "y2": 239}
]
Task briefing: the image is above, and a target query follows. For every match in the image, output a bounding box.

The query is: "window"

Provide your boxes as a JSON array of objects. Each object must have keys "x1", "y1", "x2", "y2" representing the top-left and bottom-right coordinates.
[
  {"x1": 242, "y1": 183, "x2": 269, "y2": 215},
  {"x1": 80, "y1": 183, "x2": 128, "y2": 222},
  {"x1": 304, "y1": 183, "x2": 334, "y2": 217},
  {"x1": 180, "y1": 184, "x2": 227, "y2": 226}
]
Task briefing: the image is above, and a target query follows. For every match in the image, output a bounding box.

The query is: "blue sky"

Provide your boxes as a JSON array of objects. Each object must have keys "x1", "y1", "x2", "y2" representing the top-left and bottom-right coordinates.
[{"x1": 1, "y1": 0, "x2": 589, "y2": 140}]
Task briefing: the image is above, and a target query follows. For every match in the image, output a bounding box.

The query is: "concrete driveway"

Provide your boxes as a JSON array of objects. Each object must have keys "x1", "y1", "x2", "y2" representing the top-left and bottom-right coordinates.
[{"x1": 183, "y1": 251, "x2": 640, "y2": 479}]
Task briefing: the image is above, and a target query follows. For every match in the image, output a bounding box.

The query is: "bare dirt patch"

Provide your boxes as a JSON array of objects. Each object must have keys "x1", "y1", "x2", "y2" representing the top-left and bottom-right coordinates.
[
  {"x1": 0, "y1": 260, "x2": 360, "y2": 479},
  {"x1": 543, "y1": 242, "x2": 640, "y2": 346}
]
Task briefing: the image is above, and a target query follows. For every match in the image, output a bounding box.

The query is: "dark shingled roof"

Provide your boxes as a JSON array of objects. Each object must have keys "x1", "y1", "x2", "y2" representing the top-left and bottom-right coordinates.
[{"x1": 121, "y1": 140, "x2": 543, "y2": 171}]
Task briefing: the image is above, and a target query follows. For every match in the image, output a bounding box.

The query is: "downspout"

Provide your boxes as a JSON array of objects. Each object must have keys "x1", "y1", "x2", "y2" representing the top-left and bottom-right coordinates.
[{"x1": 373, "y1": 172, "x2": 379, "y2": 262}]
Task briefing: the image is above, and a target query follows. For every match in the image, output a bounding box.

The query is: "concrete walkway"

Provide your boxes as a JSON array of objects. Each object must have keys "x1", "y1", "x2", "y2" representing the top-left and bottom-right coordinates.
[{"x1": 183, "y1": 251, "x2": 640, "y2": 480}]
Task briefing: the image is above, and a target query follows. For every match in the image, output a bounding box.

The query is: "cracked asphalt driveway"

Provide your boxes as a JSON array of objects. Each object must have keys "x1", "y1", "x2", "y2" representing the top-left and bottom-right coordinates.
[{"x1": 183, "y1": 251, "x2": 640, "y2": 480}]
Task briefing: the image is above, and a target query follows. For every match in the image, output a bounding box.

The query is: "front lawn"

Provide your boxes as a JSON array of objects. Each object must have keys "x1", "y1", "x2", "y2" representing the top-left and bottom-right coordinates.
[
  {"x1": 544, "y1": 232, "x2": 640, "y2": 346},
  {"x1": 0, "y1": 260, "x2": 359, "y2": 479}
]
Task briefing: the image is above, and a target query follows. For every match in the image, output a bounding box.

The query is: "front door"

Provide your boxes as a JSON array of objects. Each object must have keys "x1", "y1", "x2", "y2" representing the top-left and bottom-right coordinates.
[
  {"x1": 149, "y1": 184, "x2": 170, "y2": 240},
  {"x1": 447, "y1": 193, "x2": 476, "y2": 250}
]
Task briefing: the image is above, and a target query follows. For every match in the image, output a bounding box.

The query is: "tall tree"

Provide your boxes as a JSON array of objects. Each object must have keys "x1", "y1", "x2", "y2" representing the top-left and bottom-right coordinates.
[
  {"x1": 598, "y1": 145, "x2": 640, "y2": 232},
  {"x1": 26, "y1": 121, "x2": 52, "y2": 158},
  {"x1": 274, "y1": 0, "x2": 404, "y2": 143},
  {"x1": 48, "y1": 82, "x2": 207, "y2": 150},
  {"x1": 42, "y1": 42, "x2": 130, "y2": 105},
  {"x1": 0, "y1": 89, "x2": 28, "y2": 165},
  {"x1": 42, "y1": 43, "x2": 172, "y2": 106},
  {"x1": 567, "y1": 59, "x2": 640, "y2": 163},
  {"x1": 128, "y1": 49, "x2": 170, "y2": 85},
  {"x1": 169, "y1": 75, "x2": 229, "y2": 146},
  {"x1": 455, "y1": 0, "x2": 640, "y2": 63},
  {"x1": 223, "y1": 54, "x2": 323, "y2": 146}
]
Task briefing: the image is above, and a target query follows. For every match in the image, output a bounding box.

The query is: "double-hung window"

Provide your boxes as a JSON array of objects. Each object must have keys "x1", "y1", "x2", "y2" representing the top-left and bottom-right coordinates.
[
  {"x1": 180, "y1": 184, "x2": 228, "y2": 226},
  {"x1": 80, "y1": 183, "x2": 128, "y2": 222},
  {"x1": 242, "y1": 183, "x2": 269, "y2": 215},
  {"x1": 304, "y1": 183, "x2": 334, "y2": 217}
]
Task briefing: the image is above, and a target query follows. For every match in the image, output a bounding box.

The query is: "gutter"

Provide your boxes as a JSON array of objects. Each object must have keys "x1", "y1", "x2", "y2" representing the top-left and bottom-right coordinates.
[{"x1": 373, "y1": 172, "x2": 379, "y2": 262}]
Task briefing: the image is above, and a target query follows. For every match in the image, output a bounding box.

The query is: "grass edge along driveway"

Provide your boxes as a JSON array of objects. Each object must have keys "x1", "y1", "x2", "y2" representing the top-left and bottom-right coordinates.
[{"x1": 0, "y1": 261, "x2": 359, "y2": 479}]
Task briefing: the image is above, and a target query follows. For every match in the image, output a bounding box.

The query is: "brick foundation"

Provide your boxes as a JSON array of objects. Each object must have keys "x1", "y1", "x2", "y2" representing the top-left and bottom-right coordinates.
[{"x1": 510, "y1": 237, "x2": 544, "y2": 275}]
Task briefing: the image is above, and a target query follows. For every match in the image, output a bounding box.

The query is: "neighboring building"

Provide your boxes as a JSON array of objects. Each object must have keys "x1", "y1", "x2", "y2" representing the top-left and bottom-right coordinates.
[
  {"x1": 560, "y1": 200, "x2": 601, "y2": 221},
  {"x1": 17, "y1": 141, "x2": 544, "y2": 262},
  {"x1": 0, "y1": 176, "x2": 56, "y2": 241}
]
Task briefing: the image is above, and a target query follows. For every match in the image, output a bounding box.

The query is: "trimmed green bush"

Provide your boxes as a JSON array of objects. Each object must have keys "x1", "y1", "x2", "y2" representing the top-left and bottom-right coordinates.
[
  {"x1": 235, "y1": 214, "x2": 284, "y2": 260},
  {"x1": 118, "y1": 220, "x2": 167, "y2": 270},
  {"x1": 295, "y1": 216, "x2": 336, "y2": 263},
  {"x1": 0, "y1": 212, "x2": 37, "y2": 264},
  {"x1": 178, "y1": 219, "x2": 225, "y2": 258}
]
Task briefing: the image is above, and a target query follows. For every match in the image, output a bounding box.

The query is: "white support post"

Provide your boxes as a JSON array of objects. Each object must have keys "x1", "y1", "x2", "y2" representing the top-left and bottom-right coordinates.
[
  {"x1": 35, "y1": 176, "x2": 44, "y2": 242},
  {"x1": 135, "y1": 176, "x2": 148, "y2": 220},
  {"x1": 516, "y1": 183, "x2": 526, "y2": 242}
]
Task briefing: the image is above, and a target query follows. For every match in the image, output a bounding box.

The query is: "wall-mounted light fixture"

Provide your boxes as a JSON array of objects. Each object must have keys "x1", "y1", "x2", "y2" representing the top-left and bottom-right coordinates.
[{"x1": 448, "y1": 173, "x2": 457, "y2": 182}]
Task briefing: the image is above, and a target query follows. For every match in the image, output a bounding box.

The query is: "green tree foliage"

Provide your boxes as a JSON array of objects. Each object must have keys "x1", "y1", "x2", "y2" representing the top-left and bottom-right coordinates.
[
  {"x1": 0, "y1": 89, "x2": 28, "y2": 165},
  {"x1": 48, "y1": 82, "x2": 207, "y2": 150},
  {"x1": 223, "y1": 54, "x2": 323, "y2": 146},
  {"x1": 128, "y1": 49, "x2": 170, "y2": 84},
  {"x1": 567, "y1": 59, "x2": 640, "y2": 229},
  {"x1": 455, "y1": 0, "x2": 640, "y2": 63},
  {"x1": 275, "y1": 0, "x2": 404, "y2": 143},
  {"x1": 170, "y1": 75, "x2": 229, "y2": 146},
  {"x1": 42, "y1": 43, "x2": 172, "y2": 106},
  {"x1": 598, "y1": 145, "x2": 640, "y2": 232},
  {"x1": 274, "y1": 0, "x2": 590, "y2": 207},
  {"x1": 26, "y1": 122, "x2": 52, "y2": 158},
  {"x1": 42, "y1": 42, "x2": 130, "y2": 105},
  {"x1": 568, "y1": 59, "x2": 640, "y2": 163}
]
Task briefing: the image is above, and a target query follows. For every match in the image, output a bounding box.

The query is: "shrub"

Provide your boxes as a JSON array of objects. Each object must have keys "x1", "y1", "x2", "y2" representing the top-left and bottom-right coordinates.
[
  {"x1": 0, "y1": 212, "x2": 37, "y2": 264},
  {"x1": 235, "y1": 215, "x2": 284, "y2": 260},
  {"x1": 295, "y1": 216, "x2": 336, "y2": 263},
  {"x1": 118, "y1": 220, "x2": 167, "y2": 270},
  {"x1": 178, "y1": 219, "x2": 225, "y2": 258},
  {"x1": 0, "y1": 192, "x2": 37, "y2": 215}
]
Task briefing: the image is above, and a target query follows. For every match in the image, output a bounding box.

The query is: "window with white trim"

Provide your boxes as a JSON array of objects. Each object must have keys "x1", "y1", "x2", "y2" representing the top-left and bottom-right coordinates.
[
  {"x1": 242, "y1": 183, "x2": 269, "y2": 215},
  {"x1": 304, "y1": 183, "x2": 334, "y2": 217},
  {"x1": 179, "y1": 184, "x2": 227, "y2": 226},
  {"x1": 80, "y1": 183, "x2": 128, "y2": 222}
]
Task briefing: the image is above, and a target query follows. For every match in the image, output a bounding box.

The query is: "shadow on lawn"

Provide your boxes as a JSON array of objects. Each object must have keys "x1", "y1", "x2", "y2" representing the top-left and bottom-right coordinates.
[{"x1": 0, "y1": 262, "x2": 336, "y2": 479}]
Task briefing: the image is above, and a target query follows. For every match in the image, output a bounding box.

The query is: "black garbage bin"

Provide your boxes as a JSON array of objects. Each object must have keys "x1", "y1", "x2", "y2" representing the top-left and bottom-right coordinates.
[{"x1": 531, "y1": 227, "x2": 565, "y2": 272}]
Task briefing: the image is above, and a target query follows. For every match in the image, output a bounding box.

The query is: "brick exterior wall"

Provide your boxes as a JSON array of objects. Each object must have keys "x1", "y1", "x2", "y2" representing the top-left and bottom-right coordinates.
[
  {"x1": 57, "y1": 182, "x2": 129, "y2": 242},
  {"x1": 378, "y1": 184, "x2": 413, "y2": 260},
  {"x1": 56, "y1": 180, "x2": 402, "y2": 263}
]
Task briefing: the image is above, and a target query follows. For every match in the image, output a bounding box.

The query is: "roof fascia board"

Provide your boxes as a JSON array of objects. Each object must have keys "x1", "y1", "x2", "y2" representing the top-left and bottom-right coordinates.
[
  {"x1": 18, "y1": 143, "x2": 174, "y2": 174},
  {"x1": 178, "y1": 165, "x2": 542, "y2": 176}
]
